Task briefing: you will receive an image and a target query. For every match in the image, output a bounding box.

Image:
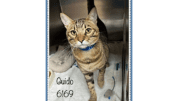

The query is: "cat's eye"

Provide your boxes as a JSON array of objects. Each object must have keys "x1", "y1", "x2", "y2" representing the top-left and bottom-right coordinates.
[
  {"x1": 86, "y1": 28, "x2": 92, "y2": 33},
  {"x1": 71, "y1": 30, "x2": 76, "y2": 35}
]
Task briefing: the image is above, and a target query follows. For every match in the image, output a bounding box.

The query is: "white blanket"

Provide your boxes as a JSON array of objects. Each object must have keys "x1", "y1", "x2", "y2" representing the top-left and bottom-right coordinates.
[{"x1": 49, "y1": 53, "x2": 124, "y2": 101}]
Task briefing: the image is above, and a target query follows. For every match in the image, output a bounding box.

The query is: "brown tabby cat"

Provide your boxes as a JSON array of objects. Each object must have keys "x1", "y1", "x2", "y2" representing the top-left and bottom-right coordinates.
[{"x1": 60, "y1": 7, "x2": 109, "y2": 101}]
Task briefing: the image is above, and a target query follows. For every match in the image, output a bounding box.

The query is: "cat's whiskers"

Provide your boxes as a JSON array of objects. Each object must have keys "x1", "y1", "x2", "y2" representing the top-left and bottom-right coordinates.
[
  {"x1": 71, "y1": 47, "x2": 75, "y2": 52},
  {"x1": 61, "y1": 45, "x2": 71, "y2": 53},
  {"x1": 67, "y1": 49, "x2": 72, "y2": 56},
  {"x1": 57, "y1": 45, "x2": 72, "y2": 60}
]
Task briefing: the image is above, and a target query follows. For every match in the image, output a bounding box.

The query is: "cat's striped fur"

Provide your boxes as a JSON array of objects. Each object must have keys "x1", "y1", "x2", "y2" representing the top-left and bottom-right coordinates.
[{"x1": 60, "y1": 7, "x2": 109, "y2": 101}]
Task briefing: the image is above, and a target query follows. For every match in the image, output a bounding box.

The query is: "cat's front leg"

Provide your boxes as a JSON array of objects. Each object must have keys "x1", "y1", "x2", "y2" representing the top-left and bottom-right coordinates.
[
  {"x1": 83, "y1": 72, "x2": 97, "y2": 101},
  {"x1": 98, "y1": 66, "x2": 106, "y2": 88}
]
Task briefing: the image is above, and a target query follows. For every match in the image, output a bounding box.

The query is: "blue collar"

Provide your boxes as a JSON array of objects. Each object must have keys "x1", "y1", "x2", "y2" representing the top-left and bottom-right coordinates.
[{"x1": 79, "y1": 44, "x2": 96, "y2": 51}]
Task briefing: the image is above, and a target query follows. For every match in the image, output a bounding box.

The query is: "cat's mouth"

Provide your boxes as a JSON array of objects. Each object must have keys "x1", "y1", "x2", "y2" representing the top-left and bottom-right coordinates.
[
  {"x1": 71, "y1": 41, "x2": 97, "y2": 49},
  {"x1": 79, "y1": 45, "x2": 88, "y2": 49},
  {"x1": 76, "y1": 43, "x2": 96, "y2": 49},
  {"x1": 75, "y1": 45, "x2": 88, "y2": 49},
  {"x1": 74, "y1": 44, "x2": 94, "y2": 49}
]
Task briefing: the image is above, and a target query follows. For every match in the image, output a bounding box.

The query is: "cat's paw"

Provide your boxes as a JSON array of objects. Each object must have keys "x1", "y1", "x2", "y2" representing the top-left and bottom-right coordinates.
[
  {"x1": 89, "y1": 95, "x2": 97, "y2": 101},
  {"x1": 98, "y1": 77, "x2": 104, "y2": 88},
  {"x1": 98, "y1": 67, "x2": 105, "y2": 88},
  {"x1": 89, "y1": 99, "x2": 97, "y2": 101},
  {"x1": 89, "y1": 97, "x2": 97, "y2": 101},
  {"x1": 89, "y1": 91, "x2": 97, "y2": 101}
]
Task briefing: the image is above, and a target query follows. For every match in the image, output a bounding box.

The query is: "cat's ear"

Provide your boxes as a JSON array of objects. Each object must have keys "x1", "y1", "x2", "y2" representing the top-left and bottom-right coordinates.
[
  {"x1": 60, "y1": 13, "x2": 73, "y2": 28},
  {"x1": 87, "y1": 7, "x2": 98, "y2": 24}
]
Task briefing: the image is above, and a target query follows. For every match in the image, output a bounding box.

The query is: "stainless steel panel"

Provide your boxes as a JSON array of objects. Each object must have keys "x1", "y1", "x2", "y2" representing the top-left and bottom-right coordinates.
[
  {"x1": 60, "y1": 0, "x2": 88, "y2": 20},
  {"x1": 59, "y1": 0, "x2": 129, "y2": 41}
]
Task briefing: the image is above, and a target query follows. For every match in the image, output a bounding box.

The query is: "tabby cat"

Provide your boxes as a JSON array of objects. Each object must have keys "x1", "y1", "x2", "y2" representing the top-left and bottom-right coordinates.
[{"x1": 60, "y1": 7, "x2": 109, "y2": 101}]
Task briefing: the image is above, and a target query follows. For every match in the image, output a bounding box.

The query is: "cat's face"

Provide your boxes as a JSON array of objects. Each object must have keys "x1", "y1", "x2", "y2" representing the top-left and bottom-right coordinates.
[{"x1": 60, "y1": 8, "x2": 99, "y2": 49}]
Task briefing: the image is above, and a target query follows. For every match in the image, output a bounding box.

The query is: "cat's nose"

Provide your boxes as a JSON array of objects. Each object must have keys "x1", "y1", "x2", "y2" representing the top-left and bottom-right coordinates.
[{"x1": 79, "y1": 40, "x2": 84, "y2": 44}]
